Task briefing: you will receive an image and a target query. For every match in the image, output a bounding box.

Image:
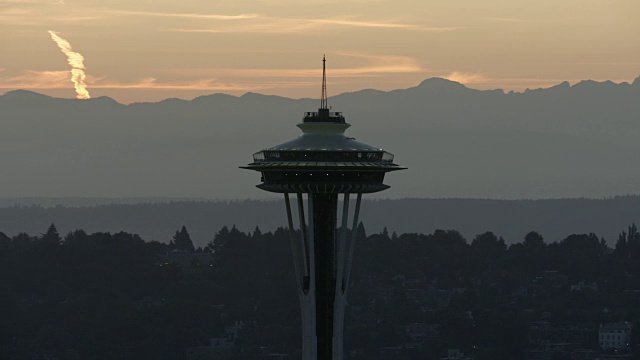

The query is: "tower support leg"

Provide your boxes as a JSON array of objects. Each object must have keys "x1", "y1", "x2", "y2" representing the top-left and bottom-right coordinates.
[
  {"x1": 284, "y1": 192, "x2": 362, "y2": 360},
  {"x1": 333, "y1": 193, "x2": 361, "y2": 360},
  {"x1": 285, "y1": 193, "x2": 317, "y2": 360},
  {"x1": 312, "y1": 193, "x2": 338, "y2": 360}
]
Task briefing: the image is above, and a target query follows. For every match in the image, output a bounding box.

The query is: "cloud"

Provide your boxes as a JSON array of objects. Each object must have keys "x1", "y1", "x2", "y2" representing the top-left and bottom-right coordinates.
[
  {"x1": 0, "y1": 6, "x2": 99, "y2": 26},
  {"x1": 483, "y1": 17, "x2": 530, "y2": 23},
  {"x1": 445, "y1": 71, "x2": 487, "y2": 85},
  {"x1": 159, "y1": 13, "x2": 454, "y2": 34},
  {"x1": 258, "y1": 0, "x2": 390, "y2": 4},
  {"x1": 106, "y1": 9, "x2": 452, "y2": 34},
  {"x1": 104, "y1": 10, "x2": 259, "y2": 20},
  {"x1": 48, "y1": 30, "x2": 90, "y2": 99},
  {"x1": 160, "y1": 53, "x2": 424, "y2": 79},
  {"x1": 0, "y1": 50, "x2": 423, "y2": 96},
  {"x1": 89, "y1": 77, "x2": 263, "y2": 92},
  {"x1": 0, "y1": 71, "x2": 263, "y2": 93},
  {"x1": 168, "y1": 23, "x2": 454, "y2": 34},
  {"x1": 0, "y1": 0, "x2": 54, "y2": 4},
  {"x1": 305, "y1": 18, "x2": 454, "y2": 32},
  {"x1": 0, "y1": 70, "x2": 71, "y2": 88}
]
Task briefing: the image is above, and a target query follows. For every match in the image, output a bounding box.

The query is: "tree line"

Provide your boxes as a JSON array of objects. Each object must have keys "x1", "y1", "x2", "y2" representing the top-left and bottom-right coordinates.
[{"x1": 1, "y1": 223, "x2": 640, "y2": 359}]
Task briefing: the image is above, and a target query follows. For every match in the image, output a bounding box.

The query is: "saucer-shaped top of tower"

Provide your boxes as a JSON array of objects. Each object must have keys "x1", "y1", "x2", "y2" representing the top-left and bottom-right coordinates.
[{"x1": 242, "y1": 59, "x2": 405, "y2": 194}]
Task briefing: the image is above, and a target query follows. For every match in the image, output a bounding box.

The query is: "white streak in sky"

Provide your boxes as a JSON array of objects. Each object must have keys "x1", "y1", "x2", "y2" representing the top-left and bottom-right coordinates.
[
  {"x1": 48, "y1": 30, "x2": 90, "y2": 99},
  {"x1": 105, "y1": 10, "x2": 258, "y2": 20}
]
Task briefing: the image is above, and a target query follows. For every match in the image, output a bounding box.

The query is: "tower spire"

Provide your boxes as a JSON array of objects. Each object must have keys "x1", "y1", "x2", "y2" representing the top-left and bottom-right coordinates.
[{"x1": 321, "y1": 55, "x2": 328, "y2": 109}]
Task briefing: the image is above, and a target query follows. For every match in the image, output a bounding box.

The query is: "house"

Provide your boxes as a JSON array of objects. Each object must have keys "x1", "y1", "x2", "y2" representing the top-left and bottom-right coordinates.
[
  {"x1": 159, "y1": 249, "x2": 213, "y2": 270},
  {"x1": 442, "y1": 348, "x2": 474, "y2": 360},
  {"x1": 599, "y1": 322, "x2": 632, "y2": 350}
]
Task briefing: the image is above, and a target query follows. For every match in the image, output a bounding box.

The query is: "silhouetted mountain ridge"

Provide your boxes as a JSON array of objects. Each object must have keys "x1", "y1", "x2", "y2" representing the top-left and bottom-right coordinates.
[
  {"x1": 1, "y1": 76, "x2": 639, "y2": 199},
  {"x1": 415, "y1": 77, "x2": 471, "y2": 91},
  {"x1": 3, "y1": 76, "x2": 639, "y2": 105},
  {"x1": 3, "y1": 89, "x2": 52, "y2": 99}
]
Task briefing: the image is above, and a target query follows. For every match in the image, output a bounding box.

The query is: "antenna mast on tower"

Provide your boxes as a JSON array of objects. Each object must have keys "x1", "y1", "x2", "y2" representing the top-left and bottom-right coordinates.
[{"x1": 321, "y1": 55, "x2": 328, "y2": 109}]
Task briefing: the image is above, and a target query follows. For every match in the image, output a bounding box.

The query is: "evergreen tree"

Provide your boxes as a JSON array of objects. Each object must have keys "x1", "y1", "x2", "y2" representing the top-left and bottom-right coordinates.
[
  {"x1": 626, "y1": 223, "x2": 640, "y2": 256},
  {"x1": 381, "y1": 226, "x2": 389, "y2": 240},
  {"x1": 64, "y1": 229, "x2": 88, "y2": 244},
  {"x1": 0, "y1": 232, "x2": 10, "y2": 251},
  {"x1": 252, "y1": 226, "x2": 262, "y2": 238},
  {"x1": 41, "y1": 223, "x2": 61, "y2": 245},
  {"x1": 169, "y1": 225, "x2": 195, "y2": 252},
  {"x1": 472, "y1": 231, "x2": 506, "y2": 254},
  {"x1": 523, "y1": 231, "x2": 545, "y2": 250},
  {"x1": 207, "y1": 226, "x2": 229, "y2": 254},
  {"x1": 356, "y1": 222, "x2": 367, "y2": 239},
  {"x1": 615, "y1": 230, "x2": 628, "y2": 255}
]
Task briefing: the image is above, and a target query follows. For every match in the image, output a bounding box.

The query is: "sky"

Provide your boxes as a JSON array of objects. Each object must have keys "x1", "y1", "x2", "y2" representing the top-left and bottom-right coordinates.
[{"x1": 0, "y1": 0, "x2": 638, "y2": 103}]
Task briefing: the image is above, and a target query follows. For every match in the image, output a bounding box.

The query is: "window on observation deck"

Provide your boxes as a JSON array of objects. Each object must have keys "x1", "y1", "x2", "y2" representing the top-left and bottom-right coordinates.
[
  {"x1": 253, "y1": 151, "x2": 265, "y2": 161},
  {"x1": 382, "y1": 152, "x2": 394, "y2": 162},
  {"x1": 302, "y1": 111, "x2": 346, "y2": 124},
  {"x1": 263, "y1": 171, "x2": 385, "y2": 183},
  {"x1": 255, "y1": 150, "x2": 393, "y2": 162}
]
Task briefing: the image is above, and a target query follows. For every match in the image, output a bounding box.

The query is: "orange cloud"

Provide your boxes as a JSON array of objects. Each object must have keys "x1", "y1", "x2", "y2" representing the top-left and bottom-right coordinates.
[
  {"x1": 0, "y1": 51, "x2": 428, "y2": 97},
  {"x1": 162, "y1": 14, "x2": 455, "y2": 34},
  {"x1": 483, "y1": 17, "x2": 530, "y2": 23},
  {"x1": 445, "y1": 71, "x2": 487, "y2": 85},
  {"x1": 0, "y1": 5, "x2": 99, "y2": 26},
  {"x1": 104, "y1": 10, "x2": 259, "y2": 20},
  {"x1": 305, "y1": 18, "x2": 455, "y2": 32},
  {"x1": 160, "y1": 53, "x2": 424, "y2": 79},
  {"x1": 89, "y1": 77, "x2": 263, "y2": 91},
  {"x1": 105, "y1": 9, "x2": 445, "y2": 33},
  {"x1": 258, "y1": 0, "x2": 391, "y2": 4},
  {"x1": 0, "y1": 71, "x2": 263, "y2": 92},
  {"x1": 0, "y1": 70, "x2": 71, "y2": 88}
]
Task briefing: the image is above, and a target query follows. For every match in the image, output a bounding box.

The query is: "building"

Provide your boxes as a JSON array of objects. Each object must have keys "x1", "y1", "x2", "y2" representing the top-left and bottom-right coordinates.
[
  {"x1": 243, "y1": 58, "x2": 405, "y2": 360},
  {"x1": 186, "y1": 338, "x2": 233, "y2": 360},
  {"x1": 159, "y1": 249, "x2": 213, "y2": 271},
  {"x1": 186, "y1": 321, "x2": 245, "y2": 360},
  {"x1": 599, "y1": 322, "x2": 632, "y2": 350},
  {"x1": 442, "y1": 348, "x2": 475, "y2": 360}
]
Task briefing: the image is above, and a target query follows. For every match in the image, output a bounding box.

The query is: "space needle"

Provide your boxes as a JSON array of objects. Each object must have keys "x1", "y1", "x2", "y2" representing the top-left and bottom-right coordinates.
[{"x1": 243, "y1": 57, "x2": 405, "y2": 360}]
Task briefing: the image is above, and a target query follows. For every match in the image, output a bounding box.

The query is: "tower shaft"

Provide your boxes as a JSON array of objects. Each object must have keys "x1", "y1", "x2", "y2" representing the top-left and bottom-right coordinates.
[
  {"x1": 312, "y1": 193, "x2": 337, "y2": 360},
  {"x1": 283, "y1": 193, "x2": 363, "y2": 360}
]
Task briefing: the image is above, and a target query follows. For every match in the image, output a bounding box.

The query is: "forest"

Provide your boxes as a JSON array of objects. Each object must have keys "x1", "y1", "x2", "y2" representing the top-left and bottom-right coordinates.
[
  {"x1": 4, "y1": 195, "x2": 640, "y2": 248},
  {"x1": 1, "y1": 223, "x2": 639, "y2": 359}
]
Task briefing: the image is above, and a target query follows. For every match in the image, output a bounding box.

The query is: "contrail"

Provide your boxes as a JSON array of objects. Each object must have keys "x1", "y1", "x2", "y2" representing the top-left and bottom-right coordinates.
[{"x1": 48, "y1": 30, "x2": 91, "y2": 99}]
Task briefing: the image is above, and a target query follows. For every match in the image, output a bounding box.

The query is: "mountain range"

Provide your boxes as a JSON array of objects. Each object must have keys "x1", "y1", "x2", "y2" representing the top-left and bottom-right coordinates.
[{"x1": 1, "y1": 77, "x2": 639, "y2": 199}]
